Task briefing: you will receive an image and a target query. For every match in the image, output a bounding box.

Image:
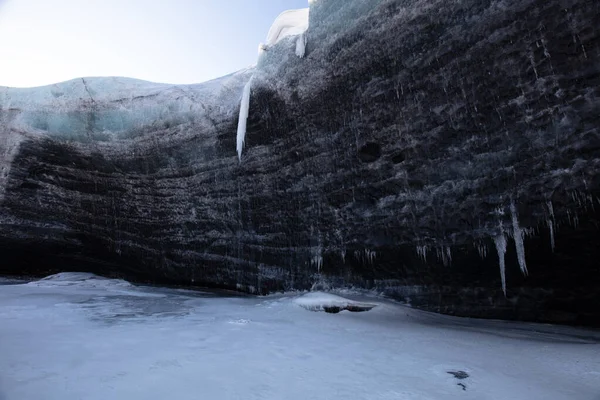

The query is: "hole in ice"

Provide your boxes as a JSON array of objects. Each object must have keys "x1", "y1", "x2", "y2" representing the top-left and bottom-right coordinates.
[
  {"x1": 358, "y1": 142, "x2": 382, "y2": 163},
  {"x1": 447, "y1": 371, "x2": 469, "y2": 380},
  {"x1": 391, "y1": 152, "x2": 405, "y2": 164}
]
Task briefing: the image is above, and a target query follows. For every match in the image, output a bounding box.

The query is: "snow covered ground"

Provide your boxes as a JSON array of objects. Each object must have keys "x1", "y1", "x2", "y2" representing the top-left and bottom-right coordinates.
[{"x1": 0, "y1": 274, "x2": 598, "y2": 400}]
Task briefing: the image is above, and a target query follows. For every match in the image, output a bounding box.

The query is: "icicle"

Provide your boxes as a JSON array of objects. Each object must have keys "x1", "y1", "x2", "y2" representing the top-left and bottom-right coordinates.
[
  {"x1": 548, "y1": 220, "x2": 555, "y2": 252},
  {"x1": 547, "y1": 201, "x2": 555, "y2": 252},
  {"x1": 510, "y1": 202, "x2": 528, "y2": 276},
  {"x1": 295, "y1": 33, "x2": 306, "y2": 58},
  {"x1": 236, "y1": 77, "x2": 253, "y2": 161},
  {"x1": 477, "y1": 241, "x2": 487, "y2": 259},
  {"x1": 436, "y1": 246, "x2": 452, "y2": 267},
  {"x1": 493, "y1": 234, "x2": 508, "y2": 296},
  {"x1": 416, "y1": 245, "x2": 428, "y2": 263},
  {"x1": 365, "y1": 249, "x2": 376, "y2": 265},
  {"x1": 354, "y1": 249, "x2": 376, "y2": 265},
  {"x1": 312, "y1": 255, "x2": 323, "y2": 273}
]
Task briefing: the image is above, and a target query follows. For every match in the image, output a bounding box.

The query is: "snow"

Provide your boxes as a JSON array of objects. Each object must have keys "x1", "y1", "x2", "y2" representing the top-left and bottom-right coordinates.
[
  {"x1": 1, "y1": 274, "x2": 599, "y2": 400},
  {"x1": 264, "y1": 9, "x2": 309, "y2": 48},
  {"x1": 236, "y1": 77, "x2": 253, "y2": 161}
]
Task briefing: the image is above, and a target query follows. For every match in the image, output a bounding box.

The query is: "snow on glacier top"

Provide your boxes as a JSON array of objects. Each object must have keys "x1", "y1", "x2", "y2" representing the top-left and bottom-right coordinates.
[
  {"x1": 0, "y1": 68, "x2": 254, "y2": 138},
  {"x1": 264, "y1": 8, "x2": 309, "y2": 47}
]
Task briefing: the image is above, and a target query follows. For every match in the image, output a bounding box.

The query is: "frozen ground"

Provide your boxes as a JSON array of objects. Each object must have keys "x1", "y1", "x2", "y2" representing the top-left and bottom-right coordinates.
[{"x1": 0, "y1": 274, "x2": 598, "y2": 400}]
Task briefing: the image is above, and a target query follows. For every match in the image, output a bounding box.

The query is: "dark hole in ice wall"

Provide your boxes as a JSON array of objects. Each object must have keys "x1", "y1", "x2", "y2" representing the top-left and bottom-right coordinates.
[{"x1": 358, "y1": 142, "x2": 381, "y2": 162}]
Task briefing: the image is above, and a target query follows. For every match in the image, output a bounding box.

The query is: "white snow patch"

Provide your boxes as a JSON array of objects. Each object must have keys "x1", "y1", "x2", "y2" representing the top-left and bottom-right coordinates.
[
  {"x1": 294, "y1": 291, "x2": 376, "y2": 312},
  {"x1": 265, "y1": 9, "x2": 309, "y2": 47}
]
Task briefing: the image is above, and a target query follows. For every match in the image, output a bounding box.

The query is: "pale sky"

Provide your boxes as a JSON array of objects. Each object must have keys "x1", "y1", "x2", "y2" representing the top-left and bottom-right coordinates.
[{"x1": 0, "y1": 0, "x2": 308, "y2": 88}]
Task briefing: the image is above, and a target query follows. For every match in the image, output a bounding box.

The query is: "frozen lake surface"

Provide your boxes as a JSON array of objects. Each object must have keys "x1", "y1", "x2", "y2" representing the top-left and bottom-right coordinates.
[{"x1": 1, "y1": 273, "x2": 599, "y2": 400}]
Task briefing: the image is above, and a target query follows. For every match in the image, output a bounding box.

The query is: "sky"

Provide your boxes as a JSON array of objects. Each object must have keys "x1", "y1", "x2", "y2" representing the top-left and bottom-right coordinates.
[{"x1": 0, "y1": 0, "x2": 308, "y2": 88}]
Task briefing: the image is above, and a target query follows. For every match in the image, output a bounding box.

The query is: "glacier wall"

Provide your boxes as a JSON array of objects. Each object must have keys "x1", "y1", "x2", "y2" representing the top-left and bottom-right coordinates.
[{"x1": 1, "y1": 0, "x2": 599, "y2": 326}]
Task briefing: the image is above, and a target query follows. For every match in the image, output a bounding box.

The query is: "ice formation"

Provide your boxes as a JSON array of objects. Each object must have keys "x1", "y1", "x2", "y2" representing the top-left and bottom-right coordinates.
[
  {"x1": 494, "y1": 233, "x2": 508, "y2": 296},
  {"x1": 547, "y1": 201, "x2": 555, "y2": 252},
  {"x1": 238, "y1": 7, "x2": 310, "y2": 160},
  {"x1": 354, "y1": 249, "x2": 376, "y2": 265},
  {"x1": 416, "y1": 245, "x2": 428, "y2": 262},
  {"x1": 295, "y1": 33, "x2": 307, "y2": 58},
  {"x1": 236, "y1": 78, "x2": 252, "y2": 161},
  {"x1": 312, "y1": 255, "x2": 324, "y2": 272},
  {"x1": 294, "y1": 292, "x2": 376, "y2": 312},
  {"x1": 476, "y1": 242, "x2": 488, "y2": 259},
  {"x1": 264, "y1": 9, "x2": 310, "y2": 47},
  {"x1": 436, "y1": 246, "x2": 452, "y2": 267},
  {"x1": 510, "y1": 202, "x2": 528, "y2": 276}
]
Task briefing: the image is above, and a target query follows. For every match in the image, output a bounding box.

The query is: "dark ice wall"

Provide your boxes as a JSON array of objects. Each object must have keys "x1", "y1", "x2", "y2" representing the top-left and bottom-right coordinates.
[{"x1": 1, "y1": 0, "x2": 599, "y2": 326}]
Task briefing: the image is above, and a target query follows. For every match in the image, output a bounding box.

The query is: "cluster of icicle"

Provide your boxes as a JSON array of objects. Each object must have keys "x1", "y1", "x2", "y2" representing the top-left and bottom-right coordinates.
[
  {"x1": 493, "y1": 202, "x2": 528, "y2": 295},
  {"x1": 415, "y1": 201, "x2": 532, "y2": 296}
]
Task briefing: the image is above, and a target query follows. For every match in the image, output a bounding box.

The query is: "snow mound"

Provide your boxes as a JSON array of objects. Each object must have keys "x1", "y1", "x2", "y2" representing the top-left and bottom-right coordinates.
[
  {"x1": 29, "y1": 272, "x2": 132, "y2": 289},
  {"x1": 294, "y1": 292, "x2": 376, "y2": 313},
  {"x1": 265, "y1": 8, "x2": 309, "y2": 47}
]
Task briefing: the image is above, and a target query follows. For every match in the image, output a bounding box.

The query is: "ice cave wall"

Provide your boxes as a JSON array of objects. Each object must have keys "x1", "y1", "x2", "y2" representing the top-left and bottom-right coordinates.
[{"x1": 0, "y1": 0, "x2": 599, "y2": 326}]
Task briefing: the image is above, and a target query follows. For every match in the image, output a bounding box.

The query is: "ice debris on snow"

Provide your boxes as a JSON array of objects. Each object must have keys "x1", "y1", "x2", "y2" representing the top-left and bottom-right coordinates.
[{"x1": 294, "y1": 292, "x2": 376, "y2": 313}]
